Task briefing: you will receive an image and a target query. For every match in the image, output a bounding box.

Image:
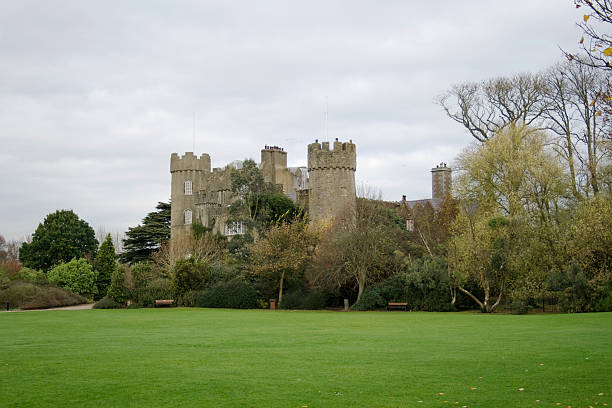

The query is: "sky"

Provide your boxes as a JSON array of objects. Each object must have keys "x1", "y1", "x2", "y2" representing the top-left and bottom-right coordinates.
[{"x1": 0, "y1": 1, "x2": 585, "y2": 242}]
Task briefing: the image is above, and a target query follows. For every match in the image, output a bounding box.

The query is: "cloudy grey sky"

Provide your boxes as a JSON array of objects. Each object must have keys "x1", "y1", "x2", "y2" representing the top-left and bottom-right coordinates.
[{"x1": 0, "y1": 1, "x2": 583, "y2": 242}]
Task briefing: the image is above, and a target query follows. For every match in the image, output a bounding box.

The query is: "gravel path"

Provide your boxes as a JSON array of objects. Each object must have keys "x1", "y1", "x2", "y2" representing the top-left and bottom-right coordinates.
[{"x1": 3, "y1": 303, "x2": 94, "y2": 312}]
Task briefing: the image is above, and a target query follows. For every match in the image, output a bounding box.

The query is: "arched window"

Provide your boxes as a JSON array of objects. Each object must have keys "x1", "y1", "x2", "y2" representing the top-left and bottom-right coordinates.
[
  {"x1": 184, "y1": 209, "x2": 192, "y2": 225},
  {"x1": 184, "y1": 180, "x2": 193, "y2": 195}
]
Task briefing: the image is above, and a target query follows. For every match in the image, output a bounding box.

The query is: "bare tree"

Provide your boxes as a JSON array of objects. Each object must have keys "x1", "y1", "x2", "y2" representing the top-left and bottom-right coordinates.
[{"x1": 437, "y1": 73, "x2": 549, "y2": 142}]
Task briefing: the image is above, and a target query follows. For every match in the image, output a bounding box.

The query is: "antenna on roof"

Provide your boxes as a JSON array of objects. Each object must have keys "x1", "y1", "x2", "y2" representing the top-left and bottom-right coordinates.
[{"x1": 325, "y1": 96, "x2": 328, "y2": 141}]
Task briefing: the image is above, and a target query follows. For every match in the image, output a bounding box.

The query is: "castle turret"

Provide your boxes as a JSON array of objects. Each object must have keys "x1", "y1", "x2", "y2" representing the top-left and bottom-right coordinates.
[
  {"x1": 431, "y1": 162, "x2": 451, "y2": 203},
  {"x1": 260, "y1": 145, "x2": 292, "y2": 194},
  {"x1": 307, "y1": 139, "x2": 356, "y2": 222},
  {"x1": 170, "y1": 152, "x2": 211, "y2": 244}
]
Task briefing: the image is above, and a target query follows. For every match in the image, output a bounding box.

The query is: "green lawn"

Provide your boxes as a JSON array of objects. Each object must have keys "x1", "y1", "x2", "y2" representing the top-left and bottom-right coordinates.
[{"x1": 1, "y1": 309, "x2": 610, "y2": 407}]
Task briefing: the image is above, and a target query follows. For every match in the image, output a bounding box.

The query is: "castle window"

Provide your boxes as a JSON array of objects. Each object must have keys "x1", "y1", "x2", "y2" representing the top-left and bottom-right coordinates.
[
  {"x1": 184, "y1": 209, "x2": 193, "y2": 225},
  {"x1": 184, "y1": 180, "x2": 193, "y2": 195},
  {"x1": 225, "y1": 221, "x2": 245, "y2": 236},
  {"x1": 406, "y1": 219, "x2": 414, "y2": 232}
]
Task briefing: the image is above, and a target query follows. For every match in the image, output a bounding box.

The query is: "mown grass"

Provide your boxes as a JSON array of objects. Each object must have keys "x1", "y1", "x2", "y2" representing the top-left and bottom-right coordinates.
[{"x1": 1, "y1": 309, "x2": 610, "y2": 407}]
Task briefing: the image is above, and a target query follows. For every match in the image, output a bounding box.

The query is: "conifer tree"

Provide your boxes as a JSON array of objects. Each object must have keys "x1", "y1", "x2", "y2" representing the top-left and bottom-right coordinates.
[{"x1": 93, "y1": 234, "x2": 116, "y2": 300}]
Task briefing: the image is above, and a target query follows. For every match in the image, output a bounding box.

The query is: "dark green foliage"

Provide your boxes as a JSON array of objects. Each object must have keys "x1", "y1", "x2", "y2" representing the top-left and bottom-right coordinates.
[
  {"x1": 107, "y1": 264, "x2": 130, "y2": 305},
  {"x1": 548, "y1": 263, "x2": 595, "y2": 313},
  {"x1": 0, "y1": 270, "x2": 11, "y2": 289},
  {"x1": 131, "y1": 278, "x2": 173, "y2": 307},
  {"x1": 0, "y1": 281, "x2": 86, "y2": 310},
  {"x1": 195, "y1": 280, "x2": 258, "y2": 309},
  {"x1": 47, "y1": 258, "x2": 97, "y2": 299},
  {"x1": 93, "y1": 234, "x2": 116, "y2": 300},
  {"x1": 120, "y1": 202, "x2": 171, "y2": 264},
  {"x1": 351, "y1": 287, "x2": 386, "y2": 311},
  {"x1": 594, "y1": 292, "x2": 612, "y2": 312},
  {"x1": 93, "y1": 296, "x2": 123, "y2": 309},
  {"x1": 14, "y1": 267, "x2": 48, "y2": 285},
  {"x1": 19, "y1": 210, "x2": 98, "y2": 272},
  {"x1": 171, "y1": 257, "x2": 214, "y2": 300},
  {"x1": 131, "y1": 261, "x2": 155, "y2": 289},
  {"x1": 511, "y1": 299, "x2": 531, "y2": 315},
  {"x1": 352, "y1": 257, "x2": 453, "y2": 312},
  {"x1": 254, "y1": 193, "x2": 303, "y2": 226},
  {"x1": 280, "y1": 290, "x2": 328, "y2": 310}
]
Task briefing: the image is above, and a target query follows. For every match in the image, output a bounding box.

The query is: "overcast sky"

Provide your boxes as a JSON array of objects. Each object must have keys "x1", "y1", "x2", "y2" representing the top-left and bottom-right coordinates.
[{"x1": 0, "y1": 1, "x2": 584, "y2": 242}]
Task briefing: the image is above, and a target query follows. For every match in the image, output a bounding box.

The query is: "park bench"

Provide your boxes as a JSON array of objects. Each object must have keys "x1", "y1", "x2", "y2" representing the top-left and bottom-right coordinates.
[
  {"x1": 155, "y1": 299, "x2": 174, "y2": 307},
  {"x1": 387, "y1": 302, "x2": 408, "y2": 311}
]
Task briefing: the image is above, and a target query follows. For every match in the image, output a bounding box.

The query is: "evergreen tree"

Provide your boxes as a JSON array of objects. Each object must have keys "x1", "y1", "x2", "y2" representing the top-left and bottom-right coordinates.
[
  {"x1": 93, "y1": 234, "x2": 116, "y2": 300},
  {"x1": 20, "y1": 210, "x2": 98, "y2": 272},
  {"x1": 120, "y1": 202, "x2": 171, "y2": 264}
]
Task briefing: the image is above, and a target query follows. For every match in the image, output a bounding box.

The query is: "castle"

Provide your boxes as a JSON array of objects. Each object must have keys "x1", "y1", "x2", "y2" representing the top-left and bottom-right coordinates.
[
  {"x1": 170, "y1": 139, "x2": 357, "y2": 243},
  {"x1": 170, "y1": 140, "x2": 450, "y2": 244}
]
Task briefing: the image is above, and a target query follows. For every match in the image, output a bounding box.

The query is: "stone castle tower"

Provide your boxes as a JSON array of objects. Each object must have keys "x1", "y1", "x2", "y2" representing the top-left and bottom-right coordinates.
[
  {"x1": 307, "y1": 139, "x2": 356, "y2": 222},
  {"x1": 431, "y1": 163, "x2": 451, "y2": 203},
  {"x1": 170, "y1": 152, "x2": 210, "y2": 243}
]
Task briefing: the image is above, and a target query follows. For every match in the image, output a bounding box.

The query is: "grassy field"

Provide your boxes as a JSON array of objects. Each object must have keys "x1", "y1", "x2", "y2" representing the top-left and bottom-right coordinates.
[{"x1": 1, "y1": 309, "x2": 610, "y2": 407}]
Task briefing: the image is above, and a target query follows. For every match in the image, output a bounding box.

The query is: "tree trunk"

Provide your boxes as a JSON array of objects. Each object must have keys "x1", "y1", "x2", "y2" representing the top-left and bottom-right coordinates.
[
  {"x1": 278, "y1": 270, "x2": 285, "y2": 309},
  {"x1": 457, "y1": 285, "x2": 485, "y2": 312}
]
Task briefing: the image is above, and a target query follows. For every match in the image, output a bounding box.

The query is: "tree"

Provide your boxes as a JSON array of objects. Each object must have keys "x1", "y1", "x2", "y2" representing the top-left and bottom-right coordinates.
[
  {"x1": 19, "y1": 210, "x2": 98, "y2": 272},
  {"x1": 93, "y1": 234, "x2": 116, "y2": 300},
  {"x1": 311, "y1": 199, "x2": 404, "y2": 305},
  {"x1": 566, "y1": 0, "x2": 612, "y2": 71},
  {"x1": 437, "y1": 73, "x2": 548, "y2": 142},
  {"x1": 107, "y1": 264, "x2": 130, "y2": 305},
  {"x1": 120, "y1": 202, "x2": 171, "y2": 264},
  {"x1": 47, "y1": 258, "x2": 97, "y2": 299},
  {"x1": 229, "y1": 159, "x2": 281, "y2": 232},
  {"x1": 171, "y1": 257, "x2": 214, "y2": 300},
  {"x1": 449, "y1": 124, "x2": 570, "y2": 312},
  {"x1": 250, "y1": 219, "x2": 318, "y2": 308}
]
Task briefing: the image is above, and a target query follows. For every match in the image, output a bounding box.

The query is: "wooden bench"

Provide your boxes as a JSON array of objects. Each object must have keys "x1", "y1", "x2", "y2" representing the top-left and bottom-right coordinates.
[
  {"x1": 387, "y1": 302, "x2": 408, "y2": 311},
  {"x1": 155, "y1": 299, "x2": 174, "y2": 307}
]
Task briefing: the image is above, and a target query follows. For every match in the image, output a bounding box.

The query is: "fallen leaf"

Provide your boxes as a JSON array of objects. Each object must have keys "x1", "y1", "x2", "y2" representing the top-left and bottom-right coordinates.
[
  {"x1": 519, "y1": 388, "x2": 525, "y2": 391},
  {"x1": 604, "y1": 47, "x2": 612, "y2": 56},
  {"x1": 580, "y1": 36, "x2": 585, "y2": 44},
  {"x1": 584, "y1": 14, "x2": 590, "y2": 22},
  {"x1": 598, "y1": 393, "x2": 605, "y2": 396}
]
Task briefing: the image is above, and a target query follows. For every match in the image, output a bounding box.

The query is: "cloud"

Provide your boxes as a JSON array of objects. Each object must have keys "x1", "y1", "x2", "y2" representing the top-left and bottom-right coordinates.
[{"x1": 0, "y1": 0, "x2": 583, "y2": 240}]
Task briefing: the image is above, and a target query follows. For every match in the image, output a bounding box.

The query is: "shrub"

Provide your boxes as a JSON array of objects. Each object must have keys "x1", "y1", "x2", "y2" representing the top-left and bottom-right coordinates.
[
  {"x1": 0, "y1": 281, "x2": 86, "y2": 310},
  {"x1": 512, "y1": 299, "x2": 531, "y2": 315},
  {"x1": 196, "y1": 280, "x2": 258, "y2": 309},
  {"x1": 594, "y1": 292, "x2": 612, "y2": 312},
  {"x1": 93, "y1": 296, "x2": 123, "y2": 309},
  {"x1": 0, "y1": 271, "x2": 9, "y2": 289},
  {"x1": 47, "y1": 258, "x2": 96, "y2": 299},
  {"x1": 93, "y1": 235, "x2": 116, "y2": 300},
  {"x1": 171, "y1": 257, "x2": 214, "y2": 299},
  {"x1": 132, "y1": 278, "x2": 173, "y2": 307},
  {"x1": 352, "y1": 287, "x2": 386, "y2": 311},
  {"x1": 131, "y1": 261, "x2": 155, "y2": 289},
  {"x1": 15, "y1": 267, "x2": 48, "y2": 285},
  {"x1": 302, "y1": 291, "x2": 328, "y2": 310},
  {"x1": 107, "y1": 264, "x2": 130, "y2": 305}
]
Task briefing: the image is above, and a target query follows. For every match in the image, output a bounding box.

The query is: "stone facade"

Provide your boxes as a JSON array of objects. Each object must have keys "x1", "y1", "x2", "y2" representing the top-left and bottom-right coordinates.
[{"x1": 170, "y1": 140, "x2": 356, "y2": 245}]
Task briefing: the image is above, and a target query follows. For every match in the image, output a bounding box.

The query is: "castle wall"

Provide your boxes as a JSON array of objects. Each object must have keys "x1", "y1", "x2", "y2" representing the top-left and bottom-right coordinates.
[{"x1": 307, "y1": 140, "x2": 356, "y2": 222}]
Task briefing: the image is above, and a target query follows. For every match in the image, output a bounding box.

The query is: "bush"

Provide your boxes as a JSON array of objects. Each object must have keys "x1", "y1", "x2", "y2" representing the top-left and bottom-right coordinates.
[
  {"x1": 107, "y1": 264, "x2": 130, "y2": 304},
  {"x1": 0, "y1": 271, "x2": 10, "y2": 289},
  {"x1": 302, "y1": 291, "x2": 328, "y2": 310},
  {"x1": 196, "y1": 280, "x2": 258, "y2": 309},
  {"x1": 352, "y1": 287, "x2": 386, "y2": 311},
  {"x1": 171, "y1": 257, "x2": 214, "y2": 299},
  {"x1": 0, "y1": 281, "x2": 86, "y2": 310},
  {"x1": 594, "y1": 292, "x2": 612, "y2": 312},
  {"x1": 14, "y1": 267, "x2": 48, "y2": 285},
  {"x1": 93, "y1": 296, "x2": 123, "y2": 309},
  {"x1": 131, "y1": 261, "x2": 155, "y2": 289},
  {"x1": 512, "y1": 299, "x2": 531, "y2": 315},
  {"x1": 132, "y1": 278, "x2": 173, "y2": 307},
  {"x1": 47, "y1": 258, "x2": 96, "y2": 299},
  {"x1": 279, "y1": 290, "x2": 328, "y2": 310}
]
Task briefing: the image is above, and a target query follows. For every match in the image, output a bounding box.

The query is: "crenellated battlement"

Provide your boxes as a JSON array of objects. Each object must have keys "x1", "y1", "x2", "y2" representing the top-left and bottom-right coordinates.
[
  {"x1": 170, "y1": 152, "x2": 211, "y2": 172},
  {"x1": 307, "y1": 139, "x2": 356, "y2": 171}
]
